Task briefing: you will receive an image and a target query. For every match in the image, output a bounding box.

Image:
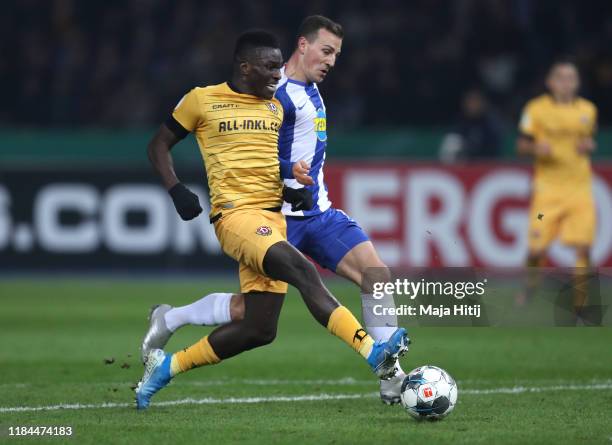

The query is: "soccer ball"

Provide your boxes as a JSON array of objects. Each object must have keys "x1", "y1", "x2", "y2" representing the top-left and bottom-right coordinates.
[{"x1": 400, "y1": 365, "x2": 458, "y2": 420}]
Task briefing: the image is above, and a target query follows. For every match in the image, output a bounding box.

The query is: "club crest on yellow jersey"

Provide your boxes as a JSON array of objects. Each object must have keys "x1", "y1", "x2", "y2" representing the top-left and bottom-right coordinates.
[
  {"x1": 266, "y1": 102, "x2": 279, "y2": 115},
  {"x1": 255, "y1": 226, "x2": 273, "y2": 236}
]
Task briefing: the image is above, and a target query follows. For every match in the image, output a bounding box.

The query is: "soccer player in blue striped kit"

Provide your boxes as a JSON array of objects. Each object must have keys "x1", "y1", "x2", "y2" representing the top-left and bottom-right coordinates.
[{"x1": 141, "y1": 16, "x2": 408, "y2": 404}]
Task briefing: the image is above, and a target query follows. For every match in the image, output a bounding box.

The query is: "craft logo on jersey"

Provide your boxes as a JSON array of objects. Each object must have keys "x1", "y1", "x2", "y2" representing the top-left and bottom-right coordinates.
[
  {"x1": 314, "y1": 107, "x2": 327, "y2": 142},
  {"x1": 256, "y1": 226, "x2": 272, "y2": 236},
  {"x1": 266, "y1": 102, "x2": 279, "y2": 115}
]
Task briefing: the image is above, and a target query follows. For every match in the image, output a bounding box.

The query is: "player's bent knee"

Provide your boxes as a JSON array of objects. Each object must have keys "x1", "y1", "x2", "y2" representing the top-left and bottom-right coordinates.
[
  {"x1": 291, "y1": 254, "x2": 318, "y2": 280},
  {"x1": 363, "y1": 256, "x2": 387, "y2": 272},
  {"x1": 263, "y1": 241, "x2": 318, "y2": 287},
  {"x1": 362, "y1": 266, "x2": 392, "y2": 294},
  {"x1": 287, "y1": 259, "x2": 323, "y2": 296},
  {"x1": 255, "y1": 326, "x2": 277, "y2": 346},
  {"x1": 244, "y1": 325, "x2": 277, "y2": 349}
]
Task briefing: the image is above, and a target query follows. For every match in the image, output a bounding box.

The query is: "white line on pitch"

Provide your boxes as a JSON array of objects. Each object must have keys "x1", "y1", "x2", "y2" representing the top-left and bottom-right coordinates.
[
  {"x1": 0, "y1": 378, "x2": 370, "y2": 389},
  {"x1": 0, "y1": 393, "x2": 372, "y2": 413},
  {"x1": 1, "y1": 382, "x2": 612, "y2": 413},
  {"x1": 187, "y1": 377, "x2": 372, "y2": 386},
  {"x1": 462, "y1": 382, "x2": 612, "y2": 395}
]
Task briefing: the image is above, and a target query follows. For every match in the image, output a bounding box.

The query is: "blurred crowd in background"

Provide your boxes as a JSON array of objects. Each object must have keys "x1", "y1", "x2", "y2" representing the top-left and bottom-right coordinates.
[{"x1": 5, "y1": 0, "x2": 612, "y2": 134}]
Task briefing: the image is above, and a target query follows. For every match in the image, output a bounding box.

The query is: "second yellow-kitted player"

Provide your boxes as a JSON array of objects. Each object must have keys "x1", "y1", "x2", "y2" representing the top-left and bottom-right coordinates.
[{"x1": 517, "y1": 59, "x2": 597, "y2": 311}]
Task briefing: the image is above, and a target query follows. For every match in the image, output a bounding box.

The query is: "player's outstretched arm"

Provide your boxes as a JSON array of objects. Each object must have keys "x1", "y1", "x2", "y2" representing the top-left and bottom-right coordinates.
[
  {"x1": 516, "y1": 135, "x2": 534, "y2": 156},
  {"x1": 147, "y1": 123, "x2": 202, "y2": 220},
  {"x1": 516, "y1": 134, "x2": 551, "y2": 157},
  {"x1": 279, "y1": 157, "x2": 315, "y2": 211},
  {"x1": 147, "y1": 123, "x2": 182, "y2": 190}
]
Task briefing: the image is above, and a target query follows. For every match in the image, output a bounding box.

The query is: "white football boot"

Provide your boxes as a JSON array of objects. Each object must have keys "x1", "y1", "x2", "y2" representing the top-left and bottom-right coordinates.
[
  {"x1": 141, "y1": 304, "x2": 173, "y2": 364},
  {"x1": 379, "y1": 370, "x2": 407, "y2": 405}
]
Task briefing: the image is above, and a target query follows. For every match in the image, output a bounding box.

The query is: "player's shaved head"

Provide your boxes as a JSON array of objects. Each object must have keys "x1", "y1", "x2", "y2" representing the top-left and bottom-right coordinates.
[
  {"x1": 233, "y1": 30, "x2": 281, "y2": 62},
  {"x1": 298, "y1": 15, "x2": 343, "y2": 43},
  {"x1": 231, "y1": 29, "x2": 283, "y2": 99}
]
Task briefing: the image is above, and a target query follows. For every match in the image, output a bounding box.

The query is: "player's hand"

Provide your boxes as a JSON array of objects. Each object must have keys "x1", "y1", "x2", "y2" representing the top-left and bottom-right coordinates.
[
  {"x1": 282, "y1": 186, "x2": 314, "y2": 212},
  {"x1": 577, "y1": 137, "x2": 596, "y2": 155},
  {"x1": 168, "y1": 183, "x2": 203, "y2": 220},
  {"x1": 293, "y1": 160, "x2": 314, "y2": 186},
  {"x1": 534, "y1": 142, "x2": 552, "y2": 157}
]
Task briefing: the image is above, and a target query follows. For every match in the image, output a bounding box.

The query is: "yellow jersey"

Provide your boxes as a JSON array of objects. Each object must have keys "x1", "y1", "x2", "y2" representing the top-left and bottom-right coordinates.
[
  {"x1": 519, "y1": 94, "x2": 597, "y2": 194},
  {"x1": 172, "y1": 83, "x2": 284, "y2": 217}
]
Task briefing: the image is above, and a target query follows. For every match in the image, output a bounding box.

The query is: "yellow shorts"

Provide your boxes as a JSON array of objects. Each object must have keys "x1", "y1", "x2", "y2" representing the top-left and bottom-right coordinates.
[
  {"x1": 528, "y1": 191, "x2": 595, "y2": 252},
  {"x1": 214, "y1": 209, "x2": 288, "y2": 294}
]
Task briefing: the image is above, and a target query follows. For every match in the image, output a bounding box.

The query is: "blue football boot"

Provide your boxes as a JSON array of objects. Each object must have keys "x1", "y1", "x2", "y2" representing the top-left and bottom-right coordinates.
[
  {"x1": 135, "y1": 349, "x2": 173, "y2": 410},
  {"x1": 367, "y1": 328, "x2": 410, "y2": 380}
]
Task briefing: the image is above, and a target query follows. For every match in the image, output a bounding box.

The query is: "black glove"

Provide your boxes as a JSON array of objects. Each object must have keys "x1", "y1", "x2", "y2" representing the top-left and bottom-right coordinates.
[
  {"x1": 282, "y1": 186, "x2": 313, "y2": 212},
  {"x1": 169, "y1": 183, "x2": 203, "y2": 220}
]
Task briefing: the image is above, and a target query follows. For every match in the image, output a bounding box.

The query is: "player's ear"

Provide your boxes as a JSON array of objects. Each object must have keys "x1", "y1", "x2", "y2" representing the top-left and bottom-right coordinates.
[
  {"x1": 545, "y1": 75, "x2": 553, "y2": 92},
  {"x1": 239, "y1": 60, "x2": 250, "y2": 77},
  {"x1": 297, "y1": 36, "x2": 308, "y2": 55}
]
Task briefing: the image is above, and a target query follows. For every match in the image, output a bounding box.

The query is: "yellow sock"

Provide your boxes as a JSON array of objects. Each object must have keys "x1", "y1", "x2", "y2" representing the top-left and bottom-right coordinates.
[
  {"x1": 170, "y1": 335, "x2": 221, "y2": 376},
  {"x1": 327, "y1": 306, "x2": 375, "y2": 359},
  {"x1": 573, "y1": 253, "x2": 590, "y2": 312},
  {"x1": 575, "y1": 252, "x2": 589, "y2": 269},
  {"x1": 525, "y1": 255, "x2": 545, "y2": 292}
]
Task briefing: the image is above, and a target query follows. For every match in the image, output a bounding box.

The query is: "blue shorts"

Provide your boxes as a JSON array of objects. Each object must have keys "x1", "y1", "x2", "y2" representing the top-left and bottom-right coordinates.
[{"x1": 286, "y1": 208, "x2": 370, "y2": 271}]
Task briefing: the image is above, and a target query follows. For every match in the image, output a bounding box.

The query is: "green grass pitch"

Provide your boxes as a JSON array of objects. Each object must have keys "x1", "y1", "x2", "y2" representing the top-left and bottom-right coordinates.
[{"x1": 0, "y1": 278, "x2": 611, "y2": 444}]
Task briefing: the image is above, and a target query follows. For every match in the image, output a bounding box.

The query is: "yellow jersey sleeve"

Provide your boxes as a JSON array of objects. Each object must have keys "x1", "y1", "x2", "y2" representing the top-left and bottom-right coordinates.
[
  {"x1": 172, "y1": 88, "x2": 204, "y2": 132},
  {"x1": 519, "y1": 101, "x2": 539, "y2": 137}
]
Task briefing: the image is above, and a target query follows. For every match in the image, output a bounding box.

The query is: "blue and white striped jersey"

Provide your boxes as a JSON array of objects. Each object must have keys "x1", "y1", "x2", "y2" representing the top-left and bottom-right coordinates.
[{"x1": 275, "y1": 68, "x2": 332, "y2": 216}]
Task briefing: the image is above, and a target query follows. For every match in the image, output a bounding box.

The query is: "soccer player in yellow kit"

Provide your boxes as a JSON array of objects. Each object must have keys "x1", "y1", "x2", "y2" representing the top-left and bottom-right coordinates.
[
  {"x1": 141, "y1": 15, "x2": 409, "y2": 405},
  {"x1": 517, "y1": 60, "x2": 597, "y2": 311},
  {"x1": 135, "y1": 30, "x2": 408, "y2": 409}
]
